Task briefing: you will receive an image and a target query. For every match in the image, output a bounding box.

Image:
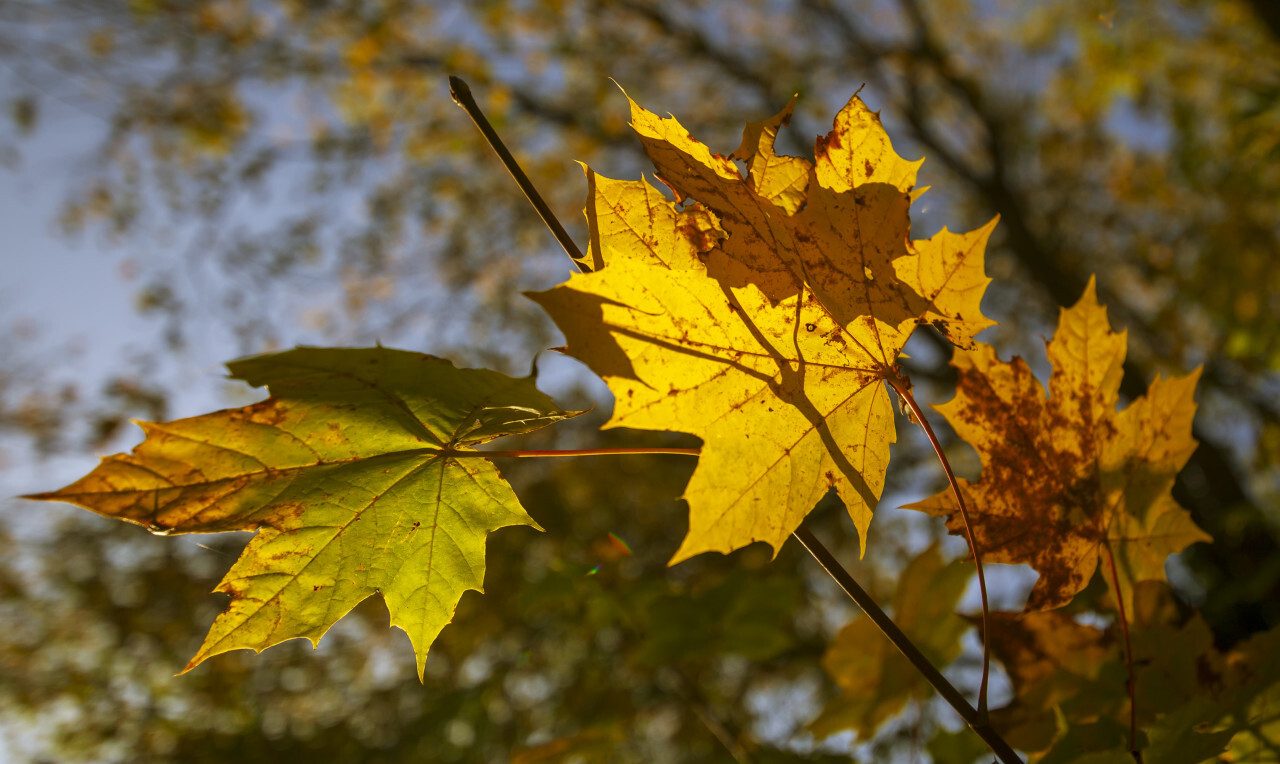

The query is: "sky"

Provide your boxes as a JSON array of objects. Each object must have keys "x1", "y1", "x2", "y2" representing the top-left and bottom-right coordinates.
[
  {"x1": 0, "y1": 96, "x2": 248, "y2": 501},
  {"x1": 2, "y1": 104, "x2": 150, "y2": 478}
]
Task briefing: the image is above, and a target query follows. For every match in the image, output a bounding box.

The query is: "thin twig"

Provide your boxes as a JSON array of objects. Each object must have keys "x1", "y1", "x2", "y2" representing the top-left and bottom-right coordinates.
[
  {"x1": 448, "y1": 76, "x2": 588, "y2": 268},
  {"x1": 667, "y1": 671, "x2": 752, "y2": 763},
  {"x1": 794, "y1": 526, "x2": 1022, "y2": 764},
  {"x1": 1103, "y1": 541, "x2": 1142, "y2": 762},
  {"x1": 885, "y1": 371, "x2": 992, "y2": 718},
  {"x1": 447, "y1": 75, "x2": 1024, "y2": 764}
]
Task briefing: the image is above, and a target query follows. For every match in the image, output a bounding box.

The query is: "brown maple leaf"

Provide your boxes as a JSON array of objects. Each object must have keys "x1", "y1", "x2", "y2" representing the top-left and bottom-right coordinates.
[{"x1": 908, "y1": 278, "x2": 1207, "y2": 612}]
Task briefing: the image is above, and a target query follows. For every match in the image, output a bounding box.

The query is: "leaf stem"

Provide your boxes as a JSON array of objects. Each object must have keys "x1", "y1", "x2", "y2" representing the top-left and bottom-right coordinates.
[
  {"x1": 1103, "y1": 540, "x2": 1141, "y2": 761},
  {"x1": 793, "y1": 526, "x2": 1023, "y2": 764},
  {"x1": 462, "y1": 447, "x2": 701, "y2": 458},
  {"x1": 450, "y1": 76, "x2": 1022, "y2": 764},
  {"x1": 884, "y1": 371, "x2": 992, "y2": 718},
  {"x1": 448, "y1": 76, "x2": 588, "y2": 269}
]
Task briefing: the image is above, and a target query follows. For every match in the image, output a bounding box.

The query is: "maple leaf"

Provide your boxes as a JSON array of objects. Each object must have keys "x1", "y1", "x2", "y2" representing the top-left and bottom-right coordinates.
[
  {"x1": 1220, "y1": 626, "x2": 1280, "y2": 761},
  {"x1": 983, "y1": 609, "x2": 1119, "y2": 751},
  {"x1": 928, "y1": 728, "x2": 995, "y2": 764},
  {"x1": 810, "y1": 543, "x2": 972, "y2": 740},
  {"x1": 908, "y1": 277, "x2": 1208, "y2": 613},
  {"x1": 27, "y1": 347, "x2": 579, "y2": 678},
  {"x1": 989, "y1": 582, "x2": 1280, "y2": 762},
  {"x1": 531, "y1": 91, "x2": 996, "y2": 561}
]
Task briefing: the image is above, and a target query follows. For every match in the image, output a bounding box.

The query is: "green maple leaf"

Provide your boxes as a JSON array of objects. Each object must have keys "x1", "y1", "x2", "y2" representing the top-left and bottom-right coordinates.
[
  {"x1": 987, "y1": 581, "x2": 1280, "y2": 761},
  {"x1": 1036, "y1": 705, "x2": 1233, "y2": 764},
  {"x1": 1206, "y1": 621, "x2": 1280, "y2": 762},
  {"x1": 638, "y1": 569, "x2": 799, "y2": 665},
  {"x1": 927, "y1": 727, "x2": 994, "y2": 764},
  {"x1": 983, "y1": 607, "x2": 1120, "y2": 752},
  {"x1": 28, "y1": 347, "x2": 579, "y2": 678}
]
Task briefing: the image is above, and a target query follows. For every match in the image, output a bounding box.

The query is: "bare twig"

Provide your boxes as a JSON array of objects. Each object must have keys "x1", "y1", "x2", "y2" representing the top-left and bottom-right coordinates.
[
  {"x1": 448, "y1": 76, "x2": 586, "y2": 268},
  {"x1": 793, "y1": 526, "x2": 1021, "y2": 763}
]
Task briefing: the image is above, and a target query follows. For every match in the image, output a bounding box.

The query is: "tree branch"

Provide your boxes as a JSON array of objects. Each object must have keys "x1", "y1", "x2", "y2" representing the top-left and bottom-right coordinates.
[{"x1": 792, "y1": 526, "x2": 1022, "y2": 763}]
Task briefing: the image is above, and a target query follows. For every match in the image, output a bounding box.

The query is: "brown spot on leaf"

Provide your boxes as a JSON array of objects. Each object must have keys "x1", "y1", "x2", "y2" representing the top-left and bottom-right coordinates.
[
  {"x1": 242, "y1": 398, "x2": 289, "y2": 427},
  {"x1": 219, "y1": 580, "x2": 248, "y2": 599},
  {"x1": 676, "y1": 216, "x2": 723, "y2": 254}
]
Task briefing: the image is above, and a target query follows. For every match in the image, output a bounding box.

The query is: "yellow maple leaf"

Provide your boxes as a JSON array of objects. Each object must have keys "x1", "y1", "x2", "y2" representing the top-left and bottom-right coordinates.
[
  {"x1": 908, "y1": 278, "x2": 1208, "y2": 612},
  {"x1": 531, "y1": 92, "x2": 996, "y2": 561},
  {"x1": 628, "y1": 91, "x2": 995, "y2": 351}
]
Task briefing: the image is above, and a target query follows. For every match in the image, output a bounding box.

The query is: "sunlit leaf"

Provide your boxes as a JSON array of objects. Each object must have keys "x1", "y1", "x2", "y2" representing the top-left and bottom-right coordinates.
[
  {"x1": 29, "y1": 347, "x2": 579, "y2": 678},
  {"x1": 532, "y1": 91, "x2": 995, "y2": 561},
  {"x1": 908, "y1": 278, "x2": 1207, "y2": 612}
]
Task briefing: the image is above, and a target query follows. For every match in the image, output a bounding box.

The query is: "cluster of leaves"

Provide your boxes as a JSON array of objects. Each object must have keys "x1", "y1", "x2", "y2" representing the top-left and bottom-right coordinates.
[{"x1": 31, "y1": 87, "x2": 1280, "y2": 763}]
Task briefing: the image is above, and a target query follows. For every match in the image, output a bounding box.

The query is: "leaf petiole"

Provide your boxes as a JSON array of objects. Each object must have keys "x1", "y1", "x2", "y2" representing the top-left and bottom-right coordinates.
[
  {"x1": 885, "y1": 368, "x2": 993, "y2": 719},
  {"x1": 1103, "y1": 540, "x2": 1141, "y2": 761},
  {"x1": 455, "y1": 447, "x2": 701, "y2": 458}
]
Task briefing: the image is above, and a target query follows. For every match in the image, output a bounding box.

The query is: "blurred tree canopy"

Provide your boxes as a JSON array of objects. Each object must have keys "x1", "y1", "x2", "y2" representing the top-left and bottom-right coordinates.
[{"x1": 1, "y1": 0, "x2": 1278, "y2": 760}]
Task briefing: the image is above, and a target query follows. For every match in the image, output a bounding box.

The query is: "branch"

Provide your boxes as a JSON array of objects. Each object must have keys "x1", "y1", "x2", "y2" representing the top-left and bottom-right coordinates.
[
  {"x1": 1245, "y1": 0, "x2": 1280, "y2": 42},
  {"x1": 448, "y1": 76, "x2": 586, "y2": 267},
  {"x1": 792, "y1": 526, "x2": 1022, "y2": 763}
]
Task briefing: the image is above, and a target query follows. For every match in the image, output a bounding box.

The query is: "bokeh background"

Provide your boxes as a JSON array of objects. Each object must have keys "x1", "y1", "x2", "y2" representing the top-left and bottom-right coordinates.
[{"x1": 1, "y1": 1, "x2": 1278, "y2": 761}]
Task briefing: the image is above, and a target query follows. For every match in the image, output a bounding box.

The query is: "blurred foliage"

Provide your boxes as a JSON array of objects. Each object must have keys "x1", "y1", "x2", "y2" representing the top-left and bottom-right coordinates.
[
  {"x1": 1, "y1": 0, "x2": 1279, "y2": 760},
  {"x1": 810, "y1": 546, "x2": 971, "y2": 741}
]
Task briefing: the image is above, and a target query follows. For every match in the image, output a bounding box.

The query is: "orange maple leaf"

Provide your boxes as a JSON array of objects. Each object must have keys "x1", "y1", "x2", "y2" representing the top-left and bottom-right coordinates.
[
  {"x1": 532, "y1": 91, "x2": 996, "y2": 561},
  {"x1": 909, "y1": 278, "x2": 1208, "y2": 612}
]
